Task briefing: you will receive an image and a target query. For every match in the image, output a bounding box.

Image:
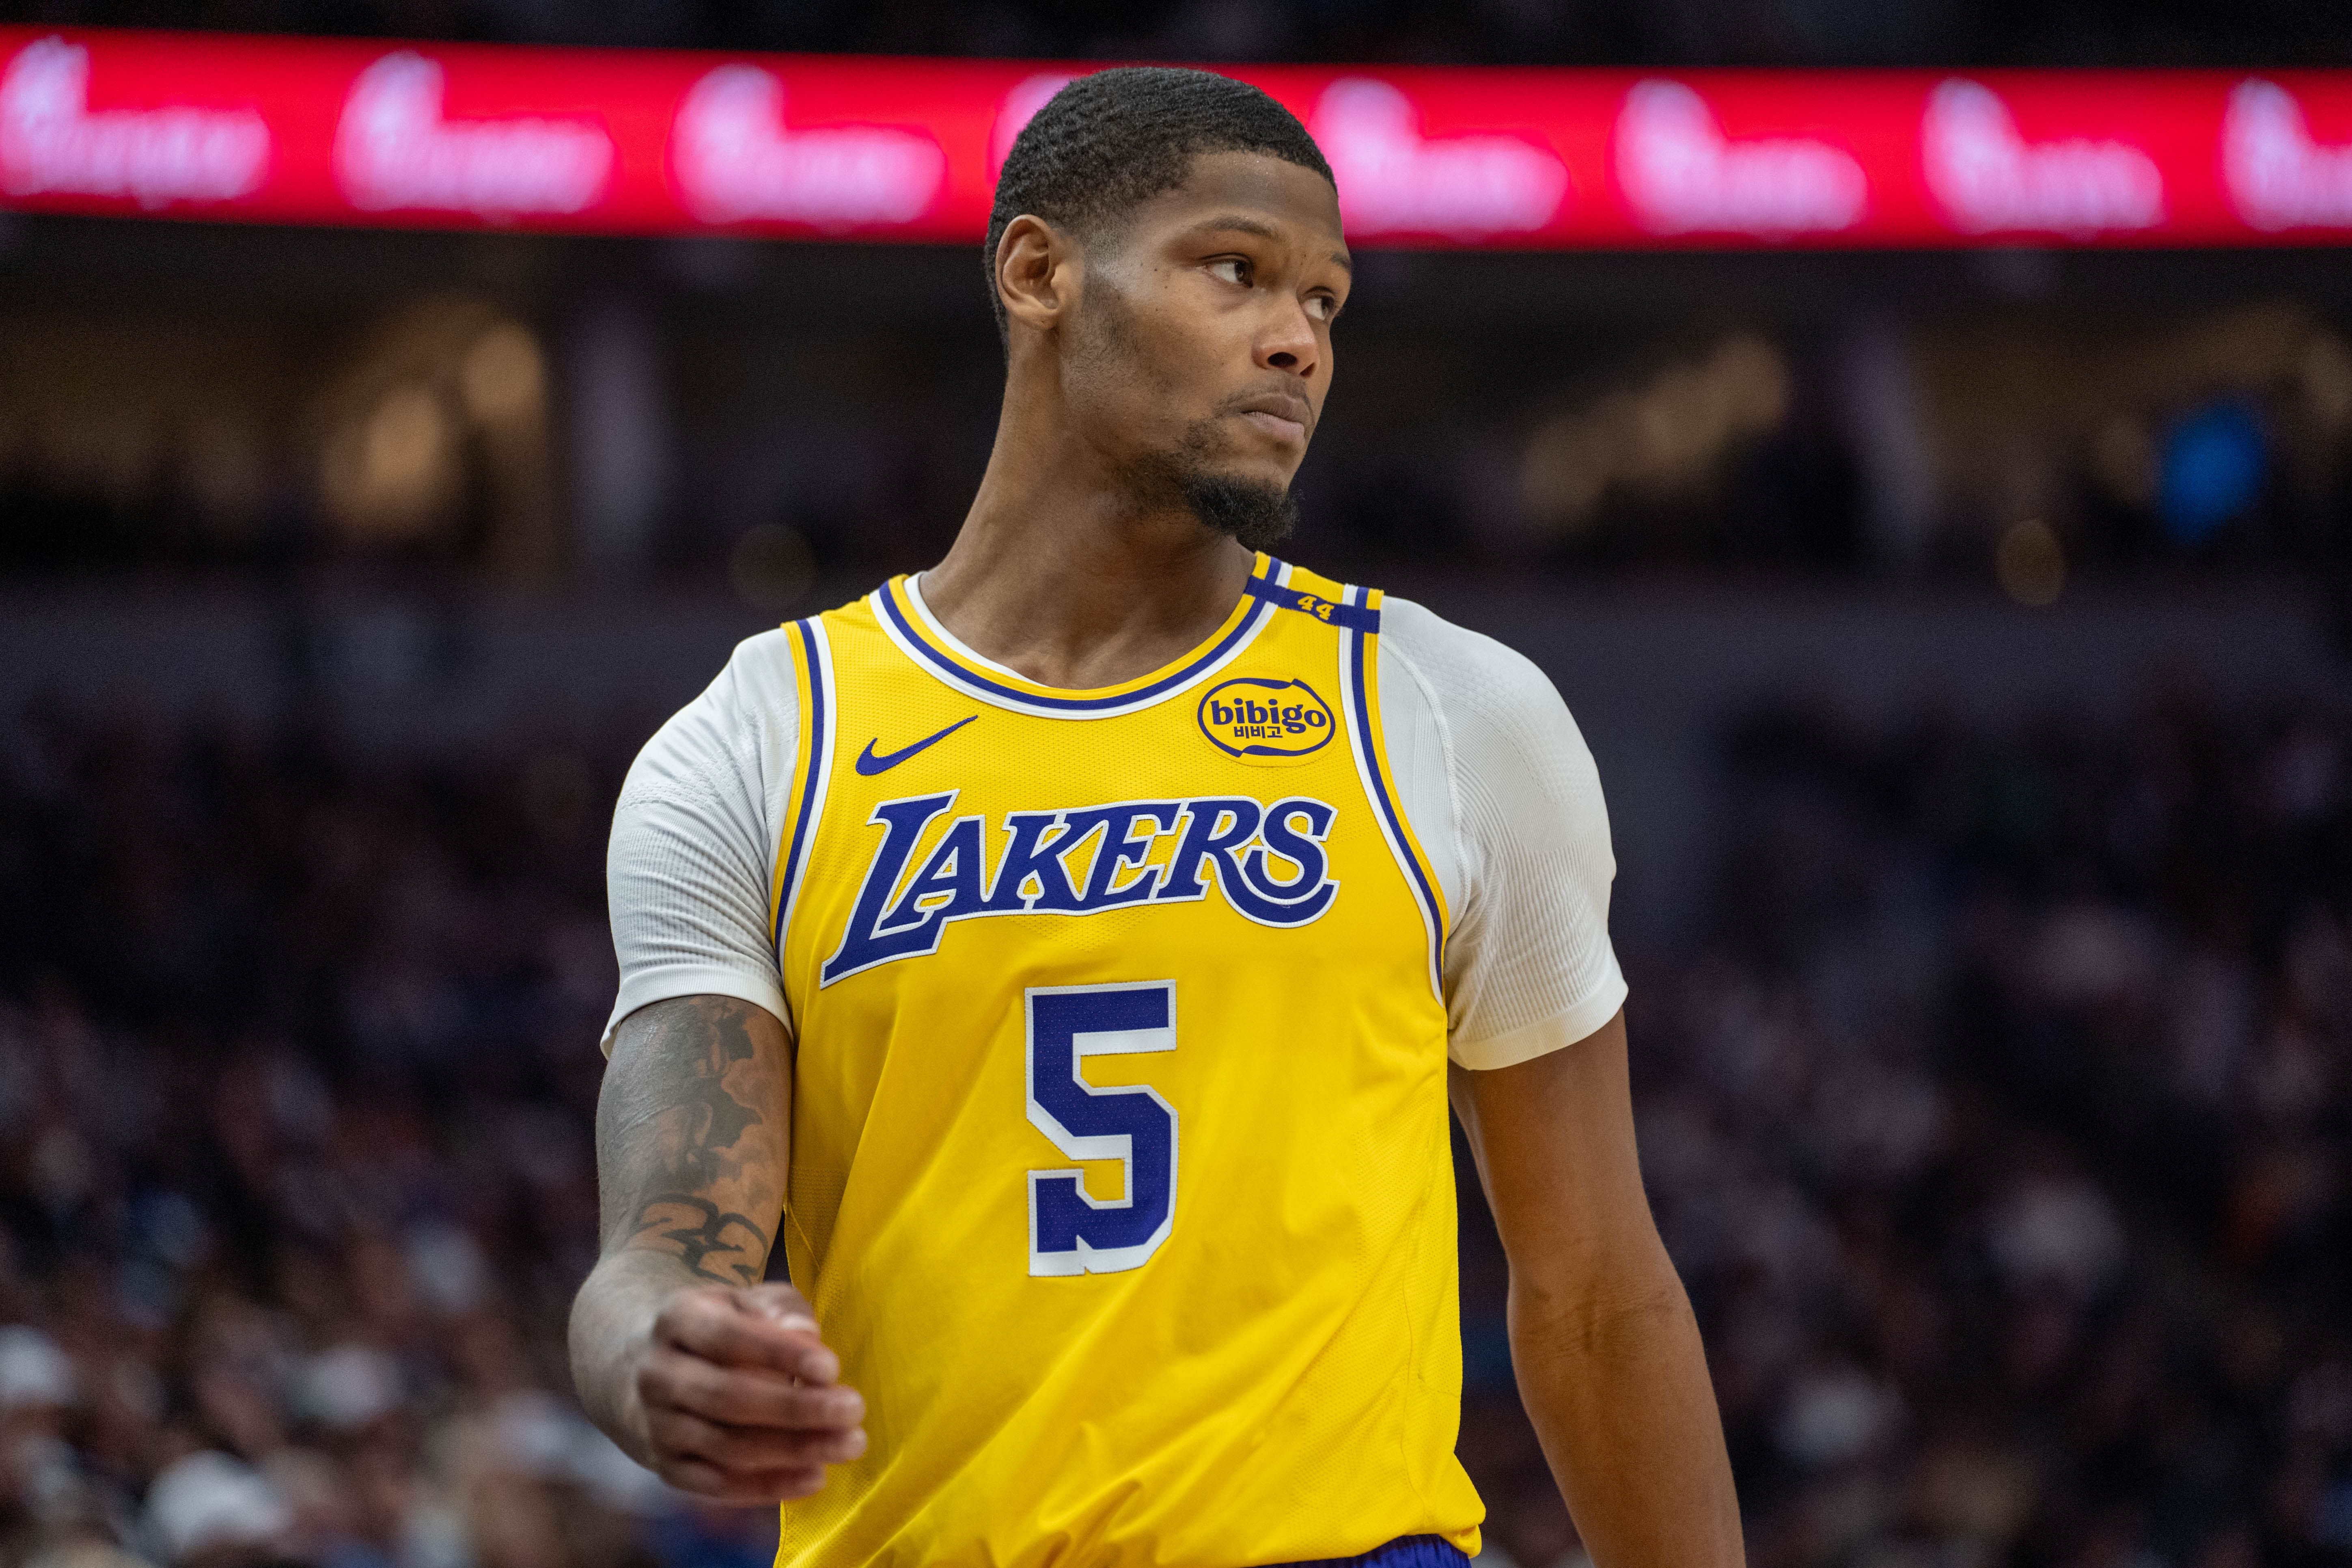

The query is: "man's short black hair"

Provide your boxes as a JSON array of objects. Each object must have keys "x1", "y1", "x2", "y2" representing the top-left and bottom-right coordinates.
[{"x1": 985, "y1": 67, "x2": 1334, "y2": 340}]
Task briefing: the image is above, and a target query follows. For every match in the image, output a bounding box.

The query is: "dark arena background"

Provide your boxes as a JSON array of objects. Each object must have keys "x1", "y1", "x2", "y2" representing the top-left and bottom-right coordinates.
[{"x1": 2, "y1": 3, "x2": 2351, "y2": 1566}]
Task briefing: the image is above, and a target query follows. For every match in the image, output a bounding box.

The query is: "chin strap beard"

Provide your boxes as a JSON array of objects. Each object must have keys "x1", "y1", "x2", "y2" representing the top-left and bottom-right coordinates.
[
  {"x1": 1179, "y1": 471, "x2": 1300, "y2": 552},
  {"x1": 1112, "y1": 433, "x2": 1301, "y2": 552}
]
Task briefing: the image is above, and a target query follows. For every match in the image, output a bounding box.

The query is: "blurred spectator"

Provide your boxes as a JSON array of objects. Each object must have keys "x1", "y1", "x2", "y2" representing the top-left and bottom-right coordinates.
[
  {"x1": 1464, "y1": 690, "x2": 2349, "y2": 1568},
  {"x1": 0, "y1": 710, "x2": 732, "y2": 1567}
]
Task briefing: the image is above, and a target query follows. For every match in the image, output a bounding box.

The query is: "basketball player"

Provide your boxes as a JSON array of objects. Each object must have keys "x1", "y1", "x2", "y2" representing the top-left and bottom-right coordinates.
[{"x1": 571, "y1": 68, "x2": 1742, "y2": 1568}]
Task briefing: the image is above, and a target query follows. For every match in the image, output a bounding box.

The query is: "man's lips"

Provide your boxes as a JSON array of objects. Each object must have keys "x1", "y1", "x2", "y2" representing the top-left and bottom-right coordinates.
[
  {"x1": 1242, "y1": 409, "x2": 1307, "y2": 443},
  {"x1": 1234, "y1": 394, "x2": 1312, "y2": 444}
]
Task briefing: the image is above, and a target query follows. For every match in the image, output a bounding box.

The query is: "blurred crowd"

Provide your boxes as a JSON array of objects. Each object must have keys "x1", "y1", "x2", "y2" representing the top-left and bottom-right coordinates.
[
  {"x1": 1468, "y1": 689, "x2": 2351, "y2": 1568},
  {"x1": 0, "y1": 710, "x2": 780, "y2": 1568},
  {"x1": 0, "y1": 671, "x2": 2345, "y2": 1567}
]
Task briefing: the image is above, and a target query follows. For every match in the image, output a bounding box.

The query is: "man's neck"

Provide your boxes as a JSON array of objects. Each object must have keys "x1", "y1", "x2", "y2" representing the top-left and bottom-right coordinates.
[{"x1": 919, "y1": 424, "x2": 1260, "y2": 693}]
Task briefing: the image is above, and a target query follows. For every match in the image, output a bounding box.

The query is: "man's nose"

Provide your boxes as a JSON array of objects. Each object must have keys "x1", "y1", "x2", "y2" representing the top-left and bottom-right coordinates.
[{"x1": 1257, "y1": 300, "x2": 1319, "y2": 378}]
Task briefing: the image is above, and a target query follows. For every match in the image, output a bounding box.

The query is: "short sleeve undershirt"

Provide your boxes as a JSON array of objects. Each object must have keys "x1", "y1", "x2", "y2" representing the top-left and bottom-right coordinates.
[{"x1": 601, "y1": 588, "x2": 1626, "y2": 1068}]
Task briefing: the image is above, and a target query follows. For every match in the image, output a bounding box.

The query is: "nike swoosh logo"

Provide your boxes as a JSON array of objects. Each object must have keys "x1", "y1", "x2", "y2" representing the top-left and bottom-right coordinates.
[{"x1": 855, "y1": 715, "x2": 978, "y2": 776}]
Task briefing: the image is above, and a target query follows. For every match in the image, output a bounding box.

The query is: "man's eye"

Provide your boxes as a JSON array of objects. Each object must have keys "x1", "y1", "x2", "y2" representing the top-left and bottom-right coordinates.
[
  {"x1": 1208, "y1": 259, "x2": 1248, "y2": 286},
  {"x1": 1306, "y1": 295, "x2": 1336, "y2": 322}
]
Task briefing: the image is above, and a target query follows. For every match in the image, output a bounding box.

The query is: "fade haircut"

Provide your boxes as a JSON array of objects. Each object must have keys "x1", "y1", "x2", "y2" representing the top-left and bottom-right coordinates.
[{"x1": 985, "y1": 67, "x2": 1334, "y2": 341}]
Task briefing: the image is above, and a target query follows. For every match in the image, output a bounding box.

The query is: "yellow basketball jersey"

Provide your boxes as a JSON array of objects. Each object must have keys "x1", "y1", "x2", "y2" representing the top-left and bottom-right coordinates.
[{"x1": 768, "y1": 554, "x2": 1482, "y2": 1568}]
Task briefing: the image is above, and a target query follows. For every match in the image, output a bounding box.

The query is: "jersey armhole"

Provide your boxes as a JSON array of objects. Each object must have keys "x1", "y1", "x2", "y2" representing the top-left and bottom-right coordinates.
[
  {"x1": 769, "y1": 617, "x2": 837, "y2": 1025},
  {"x1": 1338, "y1": 583, "x2": 1453, "y2": 1002}
]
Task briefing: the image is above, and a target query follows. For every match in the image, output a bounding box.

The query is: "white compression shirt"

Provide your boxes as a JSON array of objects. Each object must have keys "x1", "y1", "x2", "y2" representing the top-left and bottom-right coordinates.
[{"x1": 603, "y1": 584, "x2": 1627, "y2": 1071}]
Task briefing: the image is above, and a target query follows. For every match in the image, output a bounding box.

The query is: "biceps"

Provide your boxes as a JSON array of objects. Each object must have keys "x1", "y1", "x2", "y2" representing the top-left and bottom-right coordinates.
[
  {"x1": 1455, "y1": 1011, "x2": 1656, "y2": 1275},
  {"x1": 595, "y1": 995, "x2": 793, "y2": 1283}
]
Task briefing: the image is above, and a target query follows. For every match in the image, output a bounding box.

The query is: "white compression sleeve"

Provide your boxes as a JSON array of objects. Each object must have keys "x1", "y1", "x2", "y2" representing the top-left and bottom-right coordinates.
[
  {"x1": 601, "y1": 629, "x2": 802, "y2": 1054},
  {"x1": 1377, "y1": 597, "x2": 1628, "y2": 1068}
]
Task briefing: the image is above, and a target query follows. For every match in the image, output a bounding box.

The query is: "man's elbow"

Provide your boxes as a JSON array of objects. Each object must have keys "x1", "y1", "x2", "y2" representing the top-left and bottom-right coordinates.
[{"x1": 1506, "y1": 1241, "x2": 1694, "y2": 1370}]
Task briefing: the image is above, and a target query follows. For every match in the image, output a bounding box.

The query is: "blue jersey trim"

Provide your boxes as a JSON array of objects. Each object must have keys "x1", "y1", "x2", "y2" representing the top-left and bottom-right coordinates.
[
  {"x1": 1345, "y1": 584, "x2": 1447, "y2": 978},
  {"x1": 877, "y1": 563, "x2": 1302, "y2": 714},
  {"x1": 773, "y1": 616, "x2": 830, "y2": 947},
  {"x1": 1240, "y1": 571, "x2": 1382, "y2": 633}
]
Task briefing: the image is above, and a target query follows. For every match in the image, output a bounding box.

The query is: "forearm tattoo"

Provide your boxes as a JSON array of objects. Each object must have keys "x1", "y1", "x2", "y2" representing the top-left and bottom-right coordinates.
[{"x1": 596, "y1": 996, "x2": 789, "y2": 1286}]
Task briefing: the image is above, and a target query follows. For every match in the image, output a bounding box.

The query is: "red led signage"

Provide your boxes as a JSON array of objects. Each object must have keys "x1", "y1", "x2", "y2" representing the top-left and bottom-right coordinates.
[{"x1": 6, "y1": 27, "x2": 2352, "y2": 247}]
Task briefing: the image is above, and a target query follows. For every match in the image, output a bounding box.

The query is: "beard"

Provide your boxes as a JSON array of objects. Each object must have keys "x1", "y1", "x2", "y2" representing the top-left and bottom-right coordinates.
[
  {"x1": 1119, "y1": 419, "x2": 1300, "y2": 552},
  {"x1": 1073, "y1": 283, "x2": 1302, "y2": 552},
  {"x1": 1174, "y1": 465, "x2": 1300, "y2": 552}
]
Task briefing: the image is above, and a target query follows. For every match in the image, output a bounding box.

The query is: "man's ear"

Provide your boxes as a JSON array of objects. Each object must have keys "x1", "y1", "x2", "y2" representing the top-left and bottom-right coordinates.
[{"x1": 996, "y1": 214, "x2": 1078, "y2": 336}]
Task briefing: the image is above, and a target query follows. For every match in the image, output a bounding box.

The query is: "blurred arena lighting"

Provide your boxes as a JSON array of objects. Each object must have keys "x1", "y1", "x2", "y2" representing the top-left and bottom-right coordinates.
[
  {"x1": 1312, "y1": 76, "x2": 1570, "y2": 239},
  {"x1": 11, "y1": 29, "x2": 2352, "y2": 250},
  {"x1": 1516, "y1": 334, "x2": 1790, "y2": 535},
  {"x1": 460, "y1": 321, "x2": 546, "y2": 427},
  {"x1": 2158, "y1": 401, "x2": 2268, "y2": 543},
  {"x1": 727, "y1": 522, "x2": 817, "y2": 612},
  {"x1": 323, "y1": 382, "x2": 453, "y2": 537},
  {"x1": 1613, "y1": 78, "x2": 1866, "y2": 238},
  {"x1": 670, "y1": 63, "x2": 947, "y2": 229},
  {"x1": 1921, "y1": 78, "x2": 2163, "y2": 237},
  {"x1": 1994, "y1": 516, "x2": 2065, "y2": 605},
  {"x1": 2226, "y1": 78, "x2": 2352, "y2": 231},
  {"x1": 0, "y1": 35, "x2": 269, "y2": 209},
  {"x1": 335, "y1": 50, "x2": 615, "y2": 218},
  {"x1": 1897, "y1": 302, "x2": 2343, "y2": 564},
  {"x1": 312, "y1": 298, "x2": 556, "y2": 564}
]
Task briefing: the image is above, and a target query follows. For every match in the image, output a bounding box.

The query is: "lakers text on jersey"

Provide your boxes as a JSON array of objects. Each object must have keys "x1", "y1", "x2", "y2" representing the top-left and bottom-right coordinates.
[{"x1": 767, "y1": 556, "x2": 1482, "y2": 1568}]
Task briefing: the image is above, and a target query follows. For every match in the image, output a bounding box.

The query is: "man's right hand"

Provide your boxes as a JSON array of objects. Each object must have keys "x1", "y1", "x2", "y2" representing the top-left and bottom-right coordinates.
[{"x1": 625, "y1": 1281, "x2": 866, "y2": 1504}]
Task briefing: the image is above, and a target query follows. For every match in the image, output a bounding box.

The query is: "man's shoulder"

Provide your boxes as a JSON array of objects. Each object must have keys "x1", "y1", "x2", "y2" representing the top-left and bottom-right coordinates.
[
  {"x1": 725, "y1": 622, "x2": 805, "y2": 682},
  {"x1": 692, "y1": 625, "x2": 805, "y2": 726},
  {"x1": 1375, "y1": 592, "x2": 1567, "y2": 730},
  {"x1": 628, "y1": 625, "x2": 804, "y2": 787},
  {"x1": 1375, "y1": 591, "x2": 1516, "y2": 664}
]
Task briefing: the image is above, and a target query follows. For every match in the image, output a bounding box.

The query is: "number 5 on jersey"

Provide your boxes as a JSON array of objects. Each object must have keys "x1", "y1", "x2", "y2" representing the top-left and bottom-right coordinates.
[{"x1": 1025, "y1": 982, "x2": 1178, "y2": 1277}]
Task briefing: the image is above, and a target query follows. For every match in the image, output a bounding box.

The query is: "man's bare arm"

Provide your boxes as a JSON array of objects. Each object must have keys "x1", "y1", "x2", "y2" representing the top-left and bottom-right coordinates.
[
  {"x1": 569, "y1": 994, "x2": 864, "y2": 1504},
  {"x1": 595, "y1": 992, "x2": 787, "y2": 1285},
  {"x1": 1452, "y1": 1010, "x2": 1744, "y2": 1568}
]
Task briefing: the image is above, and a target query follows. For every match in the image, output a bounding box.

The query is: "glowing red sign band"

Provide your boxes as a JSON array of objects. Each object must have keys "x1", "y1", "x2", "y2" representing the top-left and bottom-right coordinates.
[{"x1": 6, "y1": 27, "x2": 2352, "y2": 247}]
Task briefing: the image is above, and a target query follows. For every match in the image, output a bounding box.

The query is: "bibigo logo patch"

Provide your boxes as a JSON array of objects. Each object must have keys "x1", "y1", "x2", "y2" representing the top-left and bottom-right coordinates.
[{"x1": 1196, "y1": 677, "x2": 1334, "y2": 760}]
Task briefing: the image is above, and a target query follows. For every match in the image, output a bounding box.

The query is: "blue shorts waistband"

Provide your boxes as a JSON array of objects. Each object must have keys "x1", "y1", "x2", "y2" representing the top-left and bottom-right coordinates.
[{"x1": 1276, "y1": 1535, "x2": 1473, "y2": 1568}]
